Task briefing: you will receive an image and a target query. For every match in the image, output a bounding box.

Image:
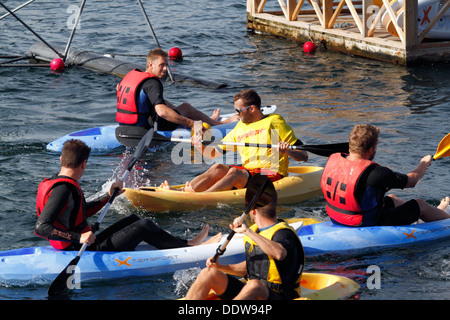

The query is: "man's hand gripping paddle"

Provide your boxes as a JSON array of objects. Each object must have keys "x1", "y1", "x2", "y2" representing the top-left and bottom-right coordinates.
[{"x1": 48, "y1": 125, "x2": 155, "y2": 297}]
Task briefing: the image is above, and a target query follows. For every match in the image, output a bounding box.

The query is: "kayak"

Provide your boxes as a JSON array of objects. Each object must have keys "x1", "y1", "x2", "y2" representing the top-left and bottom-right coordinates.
[
  {"x1": 0, "y1": 221, "x2": 302, "y2": 285},
  {"x1": 181, "y1": 272, "x2": 359, "y2": 300},
  {"x1": 382, "y1": 0, "x2": 450, "y2": 40},
  {"x1": 123, "y1": 166, "x2": 324, "y2": 212},
  {"x1": 46, "y1": 105, "x2": 277, "y2": 153},
  {"x1": 299, "y1": 218, "x2": 450, "y2": 256},
  {"x1": 298, "y1": 272, "x2": 359, "y2": 300}
]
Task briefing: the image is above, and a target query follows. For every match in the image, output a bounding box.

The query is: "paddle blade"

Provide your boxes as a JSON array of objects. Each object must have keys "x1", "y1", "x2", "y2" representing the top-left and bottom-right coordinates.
[
  {"x1": 434, "y1": 133, "x2": 450, "y2": 160},
  {"x1": 125, "y1": 127, "x2": 155, "y2": 171},
  {"x1": 245, "y1": 174, "x2": 275, "y2": 209},
  {"x1": 48, "y1": 255, "x2": 81, "y2": 297},
  {"x1": 115, "y1": 125, "x2": 149, "y2": 148},
  {"x1": 296, "y1": 142, "x2": 349, "y2": 157}
]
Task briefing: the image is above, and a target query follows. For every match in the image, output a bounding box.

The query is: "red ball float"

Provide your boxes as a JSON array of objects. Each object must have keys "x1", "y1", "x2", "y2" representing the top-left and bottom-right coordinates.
[
  {"x1": 50, "y1": 58, "x2": 65, "y2": 72},
  {"x1": 303, "y1": 41, "x2": 317, "y2": 54},
  {"x1": 169, "y1": 47, "x2": 183, "y2": 61}
]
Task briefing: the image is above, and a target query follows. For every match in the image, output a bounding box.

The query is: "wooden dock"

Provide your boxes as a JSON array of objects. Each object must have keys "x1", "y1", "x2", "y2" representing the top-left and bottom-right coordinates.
[{"x1": 246, "y1": 0, "x2": 450, "y2": 65}]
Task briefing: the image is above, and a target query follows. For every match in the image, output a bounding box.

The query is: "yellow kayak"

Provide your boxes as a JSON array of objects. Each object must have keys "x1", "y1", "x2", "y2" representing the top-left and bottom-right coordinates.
[
  {"x1": 124, "y1": 166, "x2": 324, "y2": 212},
  {"x1": 298, "y1": 272, "x2": 359, "y2": 300},
  {"x1": 180, "y1": 272, "x2": 359, "y2": 300}
]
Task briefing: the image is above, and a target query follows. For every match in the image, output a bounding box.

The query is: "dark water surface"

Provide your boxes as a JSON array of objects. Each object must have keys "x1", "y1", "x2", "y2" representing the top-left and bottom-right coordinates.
[{"x1": 1, "y1": 0, "x2": 449, "y2": 301}]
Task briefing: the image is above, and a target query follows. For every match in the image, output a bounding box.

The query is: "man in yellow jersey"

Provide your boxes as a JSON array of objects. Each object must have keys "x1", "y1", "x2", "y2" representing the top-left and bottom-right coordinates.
[{"x1": 161, "y1": 89, "x2": 308, "y2": 192}]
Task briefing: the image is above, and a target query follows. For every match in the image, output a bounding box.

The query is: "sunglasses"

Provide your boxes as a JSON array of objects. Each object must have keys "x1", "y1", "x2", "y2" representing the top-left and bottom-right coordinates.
[{"x1": 235, "y1": 105, "x2": 252, "y2": 114}]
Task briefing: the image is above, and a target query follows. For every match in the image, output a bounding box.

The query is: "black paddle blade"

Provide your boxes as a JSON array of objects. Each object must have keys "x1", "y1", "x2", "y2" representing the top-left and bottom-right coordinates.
[
  {"x1": 115, "y1": 126, "x2": 163, "y2": 149},
  {"x1": 297, "y1": 142, "x2": 349, "y2": 157},
  {"x1": 115, "y1": 125, "x2": 148, "y2": 148},
  {"x1": 48, "y1": 255, "x2": 80, "y2": 297},
  {"x1": 245, "y1": 174, "x2": 276, "y2": 209}
]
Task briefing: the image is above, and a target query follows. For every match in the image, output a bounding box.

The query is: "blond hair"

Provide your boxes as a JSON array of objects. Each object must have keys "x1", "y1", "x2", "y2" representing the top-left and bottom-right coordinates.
[
  {"x1": 349, "y1": 124, "x2": 379, "y2": 155},
  {"x1": 146, "y1": 48, "x2": 168, "y2": 66}
]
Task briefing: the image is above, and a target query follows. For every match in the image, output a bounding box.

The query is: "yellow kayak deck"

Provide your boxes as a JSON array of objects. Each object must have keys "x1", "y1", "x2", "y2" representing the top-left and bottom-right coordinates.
[
  {"x1": 124, "y1": 166, "x2": 324, "y2": 212},
  {"x1": 299, "y1": 272, "x2": 359, "y2": 300}
]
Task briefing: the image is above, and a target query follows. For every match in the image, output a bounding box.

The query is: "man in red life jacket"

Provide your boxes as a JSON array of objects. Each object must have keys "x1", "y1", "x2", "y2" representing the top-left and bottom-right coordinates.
[
  {"x1": 35, "y1": 139, "x2": 221, "y2": 251},
  {"x1": 116, "y1": 48, "x2": 237, "y2": 140},
  {"x1": 321, "y1": 124, "x2": 450, "y2": 227}
]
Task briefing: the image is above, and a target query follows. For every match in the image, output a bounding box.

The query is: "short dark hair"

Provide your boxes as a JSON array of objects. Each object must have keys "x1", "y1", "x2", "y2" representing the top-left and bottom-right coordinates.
[
  {"x1": 253, "y1": 178, "x2": 277, "y2": 219},
  {"x1": 233, "y1": 89, "x2": 261, "y2": 109},
  {"x1": 256, "y1": 190, "x2": 278, "y2": 219},
  {"x1": 61, "y1": 139, "x2": 91, "y2": 168}
]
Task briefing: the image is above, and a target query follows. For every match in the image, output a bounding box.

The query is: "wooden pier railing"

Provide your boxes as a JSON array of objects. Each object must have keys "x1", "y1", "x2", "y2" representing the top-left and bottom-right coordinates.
[{"x1": 247, "y1": 0, "x2": 450, "y2": 49}]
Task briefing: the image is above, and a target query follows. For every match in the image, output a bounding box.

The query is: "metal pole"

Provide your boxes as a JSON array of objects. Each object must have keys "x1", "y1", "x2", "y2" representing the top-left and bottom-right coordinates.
[
  {"x1": 136, "y1": 0, "x2": 174, "y2": 83},
  {"x1": 63, "y1": 0, "x2": 87, "y2": 60},
  {"x1": 0, "y1": 1, "x2": 63, "y2": 59},
  {"x1": 0, "y1": 0, "x2": 35, "y2": 21}
]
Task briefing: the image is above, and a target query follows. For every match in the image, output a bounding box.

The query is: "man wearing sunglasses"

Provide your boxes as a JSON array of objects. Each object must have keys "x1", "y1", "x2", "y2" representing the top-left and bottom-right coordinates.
[{"x1": 161, "y1": 89, "x2": 308, "y2": 192}]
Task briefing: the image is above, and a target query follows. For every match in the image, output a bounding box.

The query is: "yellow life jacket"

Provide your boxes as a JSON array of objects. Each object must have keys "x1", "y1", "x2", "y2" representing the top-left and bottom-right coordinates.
[{"x1": 243, "y1": 220, "x2": 304, "y2": 297}]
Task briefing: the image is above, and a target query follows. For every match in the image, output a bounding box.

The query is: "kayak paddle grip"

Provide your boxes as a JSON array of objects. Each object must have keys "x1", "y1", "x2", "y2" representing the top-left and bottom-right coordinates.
[
  {"x1": 211, "y1": 231, "x2": 236, "y2": 263},
  {"x1": 92, "y1": 222, "x2": 100, "y2": 233},
  {"x1": 211, "y1": 248, "x2": 224, "y2": 263}
]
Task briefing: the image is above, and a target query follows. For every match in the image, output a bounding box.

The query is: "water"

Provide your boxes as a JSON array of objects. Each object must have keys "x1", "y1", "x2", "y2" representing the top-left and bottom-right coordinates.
[{"x1": 1, "y1": 0, "x2": 450, "y2": 301}]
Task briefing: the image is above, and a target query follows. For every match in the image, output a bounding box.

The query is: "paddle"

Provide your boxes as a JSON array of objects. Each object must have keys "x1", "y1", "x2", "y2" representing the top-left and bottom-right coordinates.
[
  {"x1": 152, "y1": 135, "x2": 349, "y2": 157},
  {"x1": 211, "y1": 174, "x2": 276, "y2": 263},
  {"x1": 433, "y1": 133, "x2": 450, "y2": 160},
  {"x1": 115, "y1": 125, "x2": 163, "y2": 148},
  {"x1": 47, "y1": 125, "x2": 155, "y2": 297}
]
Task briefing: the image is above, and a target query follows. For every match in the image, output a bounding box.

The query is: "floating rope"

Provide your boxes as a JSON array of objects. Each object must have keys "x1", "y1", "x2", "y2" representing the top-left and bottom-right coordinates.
[{"x1": 88, "y1": 44, "x2": 301, "y2": 60}]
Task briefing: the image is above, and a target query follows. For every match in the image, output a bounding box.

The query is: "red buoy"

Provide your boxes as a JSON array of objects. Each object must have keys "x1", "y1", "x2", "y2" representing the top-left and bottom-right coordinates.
[
  {"x1": 303, "y1": 41, "x2": 317, "y2": 54},
  {"x1": 50, "y1": 58, "x2": 65, "y2": 72},
  {"x1": 169, "y1": 47, "x2": 183, "y2": 61}
]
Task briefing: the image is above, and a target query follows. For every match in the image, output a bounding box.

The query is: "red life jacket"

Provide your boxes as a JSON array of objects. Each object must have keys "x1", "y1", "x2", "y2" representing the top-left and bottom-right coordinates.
[
  {"x1": 321, "y1": 153, "x2": 379, "y2": 226},
  {"x1": 36, "y1": 177, "x2": 90, "y2": 250},
  {"x1": 116, "y1": 69, "x2": 158, "y2": 125}
]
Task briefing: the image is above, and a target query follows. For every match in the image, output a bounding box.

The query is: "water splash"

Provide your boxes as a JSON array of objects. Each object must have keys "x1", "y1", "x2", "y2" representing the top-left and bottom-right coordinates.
[
  {"x1": 112, "y1": 150, "x2": 148, "y2": 188},
  {"x1": 173, "y1": 267, "x2": 202, "y2": 296}
]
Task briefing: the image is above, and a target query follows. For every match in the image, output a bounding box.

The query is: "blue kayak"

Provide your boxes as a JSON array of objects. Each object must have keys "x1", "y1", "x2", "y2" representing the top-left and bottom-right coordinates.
[
  {"x1": 0, "y1": 220, "x2": 302, "y2": 285},
  {"x1": 46, "y1": 105, "x2": 277, "y2": 153},
  {"x1": 298, "y1": 218, "x2": 450, "y2": 256},
  {"x1": 46, "y1": 123, "x2": 233, "y2": 154},
  {"x1": 0, "y1": 238, "x2": 244, "y2": 285}
]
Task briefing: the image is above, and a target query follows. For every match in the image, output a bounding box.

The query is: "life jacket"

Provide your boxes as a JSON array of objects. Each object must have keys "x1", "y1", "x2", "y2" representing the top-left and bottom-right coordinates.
[
  {"x1": 116, "y1": 69, "x2": 158, "y2": 125},
  {"x1": 321, "y1": 153, "x2": 379, "y2": 226},
  {"x1": 244, "y1": 220, "x2": 304, "y2": 297},
  {"x1": 36, "y1": 176, "x2": 89, "y2": 250}
]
